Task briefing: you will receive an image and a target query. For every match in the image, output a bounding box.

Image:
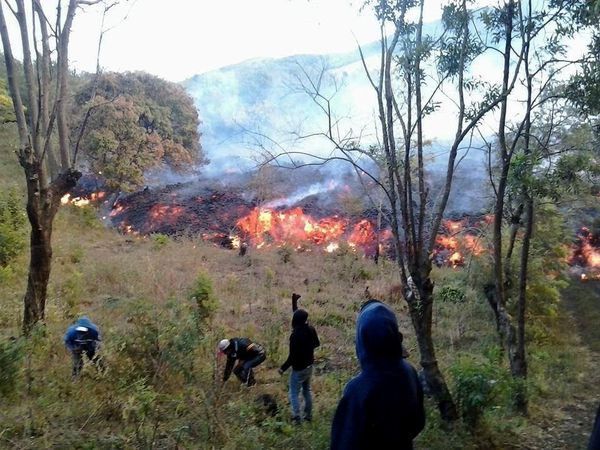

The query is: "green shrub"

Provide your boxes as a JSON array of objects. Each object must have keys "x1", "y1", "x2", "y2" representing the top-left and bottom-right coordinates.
[
  {"x1": 151, "y1": 233, "x2": 170, "y2": 250},
  {"x1": 59, "y1": 270, "x2": 84, "y2": 319},
  {"x1": 116, "y1": 299, "x2": 203, "y2": 383},
  {"x1": 0, "y1": 189, "x2": 26, "y2": 267},
  {"x1": 0, "y1": 337, "x2": 24, "y2": 397},
  {"x1": 189, "y1": 272, "x2": 218, "y2": 325},
  {"x1": 437, "y1": 285, "x2": 466, "y2": 303},
  {"x1": 451, "y1": 357, "x2": 496, "y2": 429},
  {"x1": 277, "y1": 245, "x2": 293, "y2": 264}
]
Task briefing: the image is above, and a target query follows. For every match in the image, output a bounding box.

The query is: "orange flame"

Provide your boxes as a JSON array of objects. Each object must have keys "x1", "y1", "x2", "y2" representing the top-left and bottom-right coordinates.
[
  {"x1": 61, "y1": 191, "x2": 107, "y2": 207},
  {"x1": 236, "y1": 207, "x2": 348, "y2": 247}
]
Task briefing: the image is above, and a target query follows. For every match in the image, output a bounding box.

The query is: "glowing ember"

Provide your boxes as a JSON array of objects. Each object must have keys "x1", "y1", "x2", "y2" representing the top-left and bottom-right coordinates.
[{"x1": 325, "y1": 242, "x2": 340, "y2": 253}]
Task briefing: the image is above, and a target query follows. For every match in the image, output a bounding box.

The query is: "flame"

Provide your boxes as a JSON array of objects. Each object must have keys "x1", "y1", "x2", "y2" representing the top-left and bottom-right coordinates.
[
  {"x1": 570, "y1": 227, "x2": 600, "y2": 268},
  {"x1": 236, "y1": 207, "x2": 348, "y2": 247},
  {"x1": 448, "y1": 251, "x2": 464, "y2": 267},
  {"x1": 464, "y1": 235, "x2": 484, "y2": 255},
  {"x1": 348, "y1": 219, "x2": 376, "y2": 248},
  {"x1": 61, "y1": 191, "x2": 106, "y2": 207}
]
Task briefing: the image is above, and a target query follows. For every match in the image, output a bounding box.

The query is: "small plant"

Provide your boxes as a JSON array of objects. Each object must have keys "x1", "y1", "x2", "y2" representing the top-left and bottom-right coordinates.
[
  {"x1": 277, "y1": 245, "x2": 293, "y2": 264},
  {"x1": 0, "y1": 337, "x2": 24, "y2": 397},
  {"x1": 189, "y1": 272, "x2": 218, "y2": 324},
  {"x1": 451, "y1": 357, "x2": 496, "y2": 429},
  {"x1": 264, "y1": 266, "x2": 275, "y2": 289},
  {"x1": 151, "y1": 233, "x2": 170, "y2": 250},
  {"x1": 437, "y1": 285, "x2": 466, "y2": 303},
  {"x1": 60, "y1": 270, "x2": 84, "y2": 318},
  {"x1": 0, "y1": 189, "x2": 26, "y2": 267}
]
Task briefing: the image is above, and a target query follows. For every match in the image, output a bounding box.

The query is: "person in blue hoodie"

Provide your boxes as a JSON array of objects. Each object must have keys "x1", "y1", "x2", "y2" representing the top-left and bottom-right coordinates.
[
  {"x1": 330, "y1": 300, "x2": 425, "y2": 450},
  {"x1": 64, "y1": 316, "x2": 102, "y2": 378}
]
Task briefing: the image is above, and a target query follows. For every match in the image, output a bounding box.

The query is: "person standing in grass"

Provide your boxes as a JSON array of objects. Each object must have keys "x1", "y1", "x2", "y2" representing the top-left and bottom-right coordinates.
[
  {"x1": 64, "y1": 316, "x2": 102, "y2": 379},
  {"x1": 330, "y1": 300, "x2": 425, "y2": 450},
  {"x1": 279, "y1": 293, "x2": 321, "y2": 424}
]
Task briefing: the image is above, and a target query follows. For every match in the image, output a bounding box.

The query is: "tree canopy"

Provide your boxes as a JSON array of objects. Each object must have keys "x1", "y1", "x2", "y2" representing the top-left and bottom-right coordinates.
[{"x1": 73, "y1": 71, "x2": 203, "y2": 191}]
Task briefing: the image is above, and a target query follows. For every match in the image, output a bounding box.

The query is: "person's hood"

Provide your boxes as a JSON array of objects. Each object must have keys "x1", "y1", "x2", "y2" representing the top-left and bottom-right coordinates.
[
  {"x1": 292, "y1": 309, "x2": 309, "y2": 328},
  {"x1": 355, "y1": 301, "x2": 404, "y2": 370},
  {"x1": 75, "y1": 316, "x2": 94, "y2": 329}
]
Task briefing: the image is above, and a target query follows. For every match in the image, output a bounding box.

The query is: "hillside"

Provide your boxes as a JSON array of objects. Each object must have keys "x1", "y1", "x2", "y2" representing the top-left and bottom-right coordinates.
[
  {"x1": 1, "y1": 123, "x2": 599, "y2": 449},
  {"x1": 182, "y1": 46, "x2": 492, "y2": 217}
]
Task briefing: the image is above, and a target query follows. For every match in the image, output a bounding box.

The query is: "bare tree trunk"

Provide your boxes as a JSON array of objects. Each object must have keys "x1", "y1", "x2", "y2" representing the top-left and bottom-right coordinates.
[{"x1": 407, "y1": 276, "x2": 457, "y2": 420}]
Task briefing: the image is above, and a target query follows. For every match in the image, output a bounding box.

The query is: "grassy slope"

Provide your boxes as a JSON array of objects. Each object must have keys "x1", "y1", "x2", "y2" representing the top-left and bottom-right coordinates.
[{"x1": 0, "y1": 124, "x2": 598, "y2": 449}]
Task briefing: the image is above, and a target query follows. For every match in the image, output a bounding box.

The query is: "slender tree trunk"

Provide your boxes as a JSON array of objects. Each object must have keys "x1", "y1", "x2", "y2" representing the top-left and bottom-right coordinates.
[
  {"x1": 407, "y1": 276, "x2": 458, "y2": 421},
  {"x1": 22, "y1": 167, "x2": 81, "y2": 333}
]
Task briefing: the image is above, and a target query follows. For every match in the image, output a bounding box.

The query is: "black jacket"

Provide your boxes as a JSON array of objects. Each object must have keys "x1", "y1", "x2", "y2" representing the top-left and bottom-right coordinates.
[
  {"x1": 330, "y1": 301, "x2": 425, "y2": 450},
  {"x1": 280, "y1": 309, "x2": 320, "y2": 372},
  {"x1": 223, "y1": 338, "x2": 264, "y2": 381}
]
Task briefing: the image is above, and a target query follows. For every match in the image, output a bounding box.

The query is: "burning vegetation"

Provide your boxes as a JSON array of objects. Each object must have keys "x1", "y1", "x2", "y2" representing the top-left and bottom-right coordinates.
[
  {"x1": 569, "y1": 226, "x2": 600, "y2": 281},
  {"x1": 59, "y1": 176, "x2": 600, "y2": 278},
  {"x1": 60, "y1": 175, "x2": 499, "y2": 268}
]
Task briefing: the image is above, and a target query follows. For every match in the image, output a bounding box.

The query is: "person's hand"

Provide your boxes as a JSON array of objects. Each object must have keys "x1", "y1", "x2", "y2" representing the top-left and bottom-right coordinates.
[{"x1": 278, "y1": 368, "x2": 284, "y2": 376}]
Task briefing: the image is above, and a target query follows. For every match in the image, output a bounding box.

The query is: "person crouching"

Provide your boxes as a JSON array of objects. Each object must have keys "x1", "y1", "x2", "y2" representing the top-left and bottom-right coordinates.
[
  {"x1": 218, "y1": 337, "x2": 266, "y2": 386},
  {"x1": 64, "y1": 316, "x2": 102, "y2": 379}
]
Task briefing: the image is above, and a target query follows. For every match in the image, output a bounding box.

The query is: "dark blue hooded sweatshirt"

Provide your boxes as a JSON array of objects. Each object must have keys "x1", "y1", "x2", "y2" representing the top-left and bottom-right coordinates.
[
  {"x1": 330, "y1": 301, "x2": 425, "y2": 450},
  {"x1": 64, "y1": 316, "x2": 100, "y2": 351}
]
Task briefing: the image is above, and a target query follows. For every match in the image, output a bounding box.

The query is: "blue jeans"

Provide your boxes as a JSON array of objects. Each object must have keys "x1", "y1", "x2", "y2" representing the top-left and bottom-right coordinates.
[{"x1": 289, "y1": 366, "x2": 313, "y2": 419}]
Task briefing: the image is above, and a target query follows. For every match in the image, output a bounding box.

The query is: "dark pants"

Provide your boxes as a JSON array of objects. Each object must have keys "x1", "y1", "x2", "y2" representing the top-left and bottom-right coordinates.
[
  {"x1": 233, "y1": 352, "x2": 266, "y2": 385},
  {"x1": 71, "y1": 345, "x2": 101, "y2": 377}
]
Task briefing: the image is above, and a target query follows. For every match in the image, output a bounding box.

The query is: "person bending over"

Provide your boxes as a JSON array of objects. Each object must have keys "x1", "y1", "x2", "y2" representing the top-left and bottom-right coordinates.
[
  {"x1": 64, "y1": 316, "x2": 102, "y2": 379},
  {"x1": 218, "y1": 337, "x2": 266, "y2": 386}
]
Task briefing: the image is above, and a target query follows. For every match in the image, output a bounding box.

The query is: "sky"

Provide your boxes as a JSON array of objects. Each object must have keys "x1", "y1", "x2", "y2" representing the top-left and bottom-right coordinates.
[
  {"x1": 3, "y1": 0, "x2": 501, "y2": 82},
  {"x1": 66, "y1": 0, "x2": 454, "y2": 82}
]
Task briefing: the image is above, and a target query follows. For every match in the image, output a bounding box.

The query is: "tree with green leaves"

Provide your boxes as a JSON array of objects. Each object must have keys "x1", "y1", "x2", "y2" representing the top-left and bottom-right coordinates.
[
  {"x1": 72, "y1": 71, "x2": 203, "y2": 191},
  {"x1": 0, "y1": 77, "x2": 15, "y2": 123},
  {"x1": 477, "y1": 0, "x2": 597, "y2": 413}
]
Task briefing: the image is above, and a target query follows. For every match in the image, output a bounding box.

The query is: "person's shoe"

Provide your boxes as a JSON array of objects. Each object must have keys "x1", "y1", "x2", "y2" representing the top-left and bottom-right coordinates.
[
  {"x1": 303, "y1": 416, "x2": 312, "y2": 423},
  {"x1": 291, "y1": 416, "x2": 301, "y2": 425}
]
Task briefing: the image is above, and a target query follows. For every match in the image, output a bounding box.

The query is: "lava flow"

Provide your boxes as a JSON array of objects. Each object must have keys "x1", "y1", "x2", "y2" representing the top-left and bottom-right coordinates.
[{"x1": 61, "y1": 176, "x2": 491, "y2": 265}]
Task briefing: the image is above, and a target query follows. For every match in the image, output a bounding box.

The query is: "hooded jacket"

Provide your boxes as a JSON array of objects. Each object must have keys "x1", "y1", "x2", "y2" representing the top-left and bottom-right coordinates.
[
  {"x1": 64, "y1": 316, "x2": 101, "y2": 351},
  {"x1": 330, "y1": 301, "x2": 425, "y2": 450},
  {"x1": 280, "y1": 309, "x2": 320, "y2": 372}
]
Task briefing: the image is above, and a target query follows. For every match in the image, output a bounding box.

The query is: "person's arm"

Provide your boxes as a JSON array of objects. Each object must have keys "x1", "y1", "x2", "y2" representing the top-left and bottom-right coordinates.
[
  {"x1": 280, "y1": 334, "x2": 296, "y2": 373},
  {"x1": 223, "y1": 356, "x2": 235, "y2": 381},
  {"x1": 292, "y1": 293, "x2": 301, "y2": 312},
  {"x1": 64, "y1": 329, "x2": 76, "y2": 351},
  {"x1": 312, "y1": 327, "x2": 320, "y2": 349}
]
